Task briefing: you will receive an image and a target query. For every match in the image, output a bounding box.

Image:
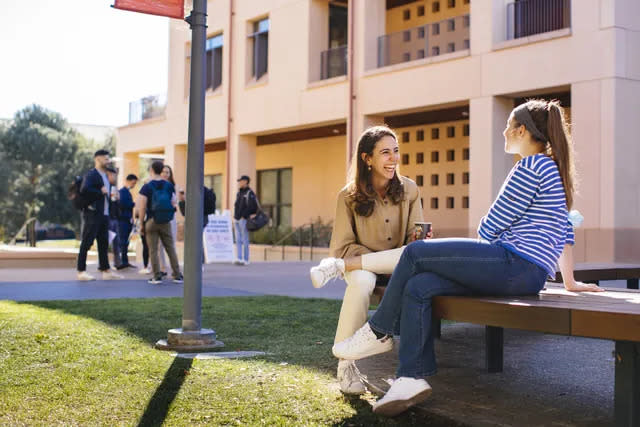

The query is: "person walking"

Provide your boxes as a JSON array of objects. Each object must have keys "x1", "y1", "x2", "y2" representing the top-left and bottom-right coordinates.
[
  {"x1": 76, "y1": 150, "x2": 123, "y2": 281},
  {"x1": 137, "y1": 160, "x2": 183, "y2": 284},
  {"x1": 117, "y1": 173, "x2": 138, "y2": 269},
  {"x1": 332, "y1": 100, "x2": 603, "y2": 416},
  {"x1": 233, "y1": 175, "x2": 258, "y2": 265}
]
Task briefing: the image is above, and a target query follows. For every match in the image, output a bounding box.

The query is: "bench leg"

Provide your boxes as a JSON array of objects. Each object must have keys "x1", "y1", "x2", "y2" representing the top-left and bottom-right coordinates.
[
  {"x1": 615, "y1": 341, "x2": 640, "y2": 427},
  {"x1": 432, "y1": 318, "x2": 442, "y2": 339},
  {"x1": 486, "y1": 326, "x2": 504, "y2": 373},
  {"x1": 627, "y1": 279, "x2": 639, "y2": 290}
]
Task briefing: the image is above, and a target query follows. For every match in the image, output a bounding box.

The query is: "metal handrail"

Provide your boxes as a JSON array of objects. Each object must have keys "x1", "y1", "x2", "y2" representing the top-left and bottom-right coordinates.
[{"x1": 263, "y1": 223, "x2": 316, "y2": 261}]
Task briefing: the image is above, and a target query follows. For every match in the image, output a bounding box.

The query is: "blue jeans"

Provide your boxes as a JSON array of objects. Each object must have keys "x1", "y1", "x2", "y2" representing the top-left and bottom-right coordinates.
[
  {"x1": 118, "y1": 220, "x2": 133, "y2": 265},
  {"x1": 369, "y1": 238, "x2": 547, "y2": 379},
  {"x1": 235, "y1": 218, "x2": 250, "y2": 262}
]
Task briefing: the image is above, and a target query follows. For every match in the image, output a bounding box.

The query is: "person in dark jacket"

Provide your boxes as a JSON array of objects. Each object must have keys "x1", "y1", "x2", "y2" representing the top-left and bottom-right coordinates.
[
  {"x1": 106, "y1": 166, "x2": 122, "y2": 269},
  {"x1": 76, "y1": 150, "x2": 123, "y2": 281},
  {"x1": 117, "y1": 173, "x2": 138, "y2": 269},
  {"x1": 233, "y1": 175, "x2": 258, "y2": 265}
]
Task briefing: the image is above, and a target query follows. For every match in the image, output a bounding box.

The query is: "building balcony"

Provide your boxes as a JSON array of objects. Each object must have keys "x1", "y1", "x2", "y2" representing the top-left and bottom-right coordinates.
[
  {"x1": 320, "y1": 45, "x2": 348, "y2": 80},
  {"x1": 128, "y1": 93, "x2": 167, "y2": 125},
  {"x1": 506, "y1": 0, "x2": 571, "y2": 41},
  {"x1": 377, "y1": 14, "x2": 470, "y2": 69}
]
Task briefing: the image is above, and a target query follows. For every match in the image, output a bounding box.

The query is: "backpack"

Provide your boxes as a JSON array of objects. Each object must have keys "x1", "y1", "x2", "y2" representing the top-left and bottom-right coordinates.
[
  {"x1": 150, "y1": 181, "x2": 174, "y2": 224},
  {"x1": 204, "y1": 186, "x2": 216, "y2": 215},
  {"x1": 68, "y1": 175, "x2": 89, "y2": 210}
]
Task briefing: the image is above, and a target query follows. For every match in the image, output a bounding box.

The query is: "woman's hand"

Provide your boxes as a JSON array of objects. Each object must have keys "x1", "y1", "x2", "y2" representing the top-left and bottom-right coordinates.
[
  {"x1": 564, "y1": 280, "x2": 605, "y2": 292},
  {"x1": 409, "y1": 228, "x2": 434, "y2": 242}
]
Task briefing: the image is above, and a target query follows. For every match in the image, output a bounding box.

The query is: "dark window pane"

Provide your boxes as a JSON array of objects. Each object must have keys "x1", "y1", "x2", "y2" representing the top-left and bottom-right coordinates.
[
  {"x1": 403, "y1": 52, "x2": 411, "y2": 62},
  {"x1": 463, "y1": 39, "x2": 470, "y2": 49},
  {"x1": 402, "y1": 154, "x2": 409, "y2": 165},
  {"x1": 432, "y1": 23, "x2": 440, "y2": 35},
  {"x1": 416, "y1": 129, "x2": 424, "y2": 141},
  {"x1": 280, "y1": 168, "x2": 292, "y2": 204},
  {"x1": 417, "y1": 152, "x2": 424, "y2": 163},
  {"x1": 417, "y1": 49, "x2": 425, "y2": 59},
  {"x1": 432, "y1": 1, "x2": 440, "y2": 13},
  {"x1": 416, "y1": 175, "x2": 424, "y2": 186},
  {"x1": 432, "y1": 46, "x2": 440, "y2": 56},
  {"x1": 447, "y1": 126, "x2": 455, "y2": 138},
  {"x1": 402, "y1": 131, "x2": 410, "y2": 143},
  {"x1": 403, "y1": 31, "x2": 411, "y2": 42},
  {"x1": 403, "y1": 9, "x2": 411, "y2": 20},
  {"x1": 431, "y1": 174, "x2": 439, "y2": 186},
  {"x1": 448, "y1": 42, "x2": 455, "y2": 52},
  {"x1": 431, "y1": 151, "x2": 439, "y2": 163},
  {"x1": 463, "y1": 148, "x2": 470, "y2": 160},
  {"x1": 447, "y1": 173, "x2": 455, "y2": 185},
  {"x1": 418, "y1": 5, "x2": 425, "y2": 16},
  {"x1": 258, "y1": 170, "x2": 278, "y2": 205},
  {"x1": 463, "y1": 123, "x2": 470, "y2": 136},
  {"x1": 448, "y1": 19, "x2": 455, "y2": 31},
  {"x1": 463, "y1": 172, "x2": 470, "y2": 184},
  {"x1": 431, "y1": 197, "x2": 439, "y2": 209},
  {"x1": 448, "y1": 0, "x2": 456, "y2": 8},
  {"x1": 447, "y1": 149, "x2": 455, "y2": 161},
  {"x1": 462, "y1": 196, "x2": 469, "y2": 209},
  {"x1": 431, "y1": 128, "x2": 440, "y2": 139},
  {"x1": 418, "y1": 27, "x2": 425, "y2": 38},
  {"x1": 447, "y1": 197, "x2": 454, "y2": 208}
]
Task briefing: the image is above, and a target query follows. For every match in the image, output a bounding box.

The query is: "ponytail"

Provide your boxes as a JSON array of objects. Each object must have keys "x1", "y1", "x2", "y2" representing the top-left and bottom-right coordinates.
[
  {"x1": 546, "y1": 102, "x2": 575, "y2": 209},
  {"x1": 513, "y1": 99, "x2": 576, "y2": 209}
]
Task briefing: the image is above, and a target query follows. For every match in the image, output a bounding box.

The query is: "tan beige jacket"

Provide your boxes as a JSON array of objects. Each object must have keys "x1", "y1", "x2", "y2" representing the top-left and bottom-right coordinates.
[{"x1": 329, "y1": 175, "x2": 424, "y2": 259}]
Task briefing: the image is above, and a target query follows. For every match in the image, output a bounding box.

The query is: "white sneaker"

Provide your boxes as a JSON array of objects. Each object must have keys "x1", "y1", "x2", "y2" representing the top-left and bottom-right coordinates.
[
  {"x1": 77, "y1": 271, "x2": 95, "y2": 281},
  {"x1": 243, "y1": 260, "x2": 250, "y2": 266},
  {"x1": 310, "y1": 257, "x2": 345, "y2": 289},
  {"x1": 332, "y1": 323, "x2": 393, "y2": 360},
  {"x1": 372, "y1": 377, "x2": 432, "y2": 417},
  {"x1": 138, "y1": 267, "x2": 151, "y2": 274},
  {"x1": 102, "y1": 271, "x2": 124, "y2": 280},
  {"x1": 337, "y1": 360, "x2": 366, "y2": 395}
]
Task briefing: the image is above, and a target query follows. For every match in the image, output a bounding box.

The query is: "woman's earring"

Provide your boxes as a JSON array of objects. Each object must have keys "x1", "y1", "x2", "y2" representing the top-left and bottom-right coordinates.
[{"x1": 368, "y1": 165, "x2": 372, "y2": 171}]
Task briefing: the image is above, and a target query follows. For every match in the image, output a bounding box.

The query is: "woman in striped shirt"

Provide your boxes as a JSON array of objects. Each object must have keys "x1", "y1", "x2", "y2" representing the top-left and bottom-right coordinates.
[{"x1": 331, "y1": 99, "x2": 603, "y2": 417}]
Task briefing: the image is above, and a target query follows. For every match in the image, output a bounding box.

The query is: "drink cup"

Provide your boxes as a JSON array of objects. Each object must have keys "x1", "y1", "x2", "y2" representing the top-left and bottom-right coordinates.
[{"x1": 414, "y1": 221, "x2": 432, "y2": 240}]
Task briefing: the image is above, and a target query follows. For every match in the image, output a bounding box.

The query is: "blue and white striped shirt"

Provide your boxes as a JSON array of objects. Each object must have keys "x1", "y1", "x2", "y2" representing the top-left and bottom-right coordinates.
[{"x1": 478, "y1": 154, "x2": 574, "y2": 278}]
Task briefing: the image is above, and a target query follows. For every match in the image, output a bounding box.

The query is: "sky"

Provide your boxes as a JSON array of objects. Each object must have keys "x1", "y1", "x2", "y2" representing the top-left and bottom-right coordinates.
[{"x1": 0, "y1": 0, "x2": 171, "y2": 127}]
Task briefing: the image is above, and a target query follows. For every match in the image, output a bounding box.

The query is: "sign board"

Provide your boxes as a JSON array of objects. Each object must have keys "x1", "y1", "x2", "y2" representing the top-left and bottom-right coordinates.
[
  {"x1": 112, "y1": 0, "x2": 185, "y2": 19},
  {"x1": 203, "y1": 210, "x2": 234, "y2": 263}
]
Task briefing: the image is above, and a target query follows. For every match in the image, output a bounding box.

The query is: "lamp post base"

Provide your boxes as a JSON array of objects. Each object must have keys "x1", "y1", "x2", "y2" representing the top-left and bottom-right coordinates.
[{"x1": 155, "y1": 328, "x2": 224, "y2": 352}]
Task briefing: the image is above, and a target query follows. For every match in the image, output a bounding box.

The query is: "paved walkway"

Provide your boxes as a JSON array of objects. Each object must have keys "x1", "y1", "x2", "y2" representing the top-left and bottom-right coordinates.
[{"x1": 0, "y1": 262, "x2": 346, "y2": 301}]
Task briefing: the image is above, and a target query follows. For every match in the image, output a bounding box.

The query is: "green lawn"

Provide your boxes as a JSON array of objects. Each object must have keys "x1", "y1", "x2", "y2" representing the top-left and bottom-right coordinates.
[{"x1": 0, "y1": 296, "x2": 453, "y2": 426}]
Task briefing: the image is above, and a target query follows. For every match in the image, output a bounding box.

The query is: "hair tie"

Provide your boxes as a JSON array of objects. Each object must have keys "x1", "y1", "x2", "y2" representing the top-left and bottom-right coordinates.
[{"x1": 513, "y1": 103, "x2": 547, "y2": 142}]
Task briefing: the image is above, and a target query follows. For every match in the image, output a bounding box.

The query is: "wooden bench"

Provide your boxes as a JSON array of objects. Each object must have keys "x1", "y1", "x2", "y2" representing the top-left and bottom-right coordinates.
[
  {"x1": 432, "y1": 284, "x2": 640, "y2": 427},
  {"x1": 552, "y1": 262, "x2": 640, "y2": 290}
]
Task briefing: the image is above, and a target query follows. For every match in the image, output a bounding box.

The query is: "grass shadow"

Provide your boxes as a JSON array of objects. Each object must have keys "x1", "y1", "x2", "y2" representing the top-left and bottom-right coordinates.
[{"x1": 137, "y1": 357, "x2": 193, "y2": 427}]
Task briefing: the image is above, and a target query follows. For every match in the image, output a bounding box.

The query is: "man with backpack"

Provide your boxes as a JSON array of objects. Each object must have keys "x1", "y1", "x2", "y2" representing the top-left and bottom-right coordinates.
[
  {"x1": 74, "y1": 149, "x2": 124, "y2": 281},
  {"x1": 137, "y1": 160, "x2": 183, "y2": 285}
]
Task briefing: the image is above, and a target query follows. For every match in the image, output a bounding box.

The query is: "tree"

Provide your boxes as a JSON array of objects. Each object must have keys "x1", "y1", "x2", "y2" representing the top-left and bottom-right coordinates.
[{"x1": 0, "y1": 105, "x2": 97, "y2": 241}]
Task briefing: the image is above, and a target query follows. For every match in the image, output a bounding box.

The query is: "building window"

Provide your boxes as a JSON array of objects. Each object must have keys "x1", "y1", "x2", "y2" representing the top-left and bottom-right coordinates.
[
  {"x1": 463, "y1": 15, "x2": 471, "y2": 28},
  {"x1": 447, "y1": 126, "x2": 455, "y2": 138},
  {"x1": 416, "y1": 129, "x2": 424, "y2": 141},
  {"x1": 417, "y1": 152, "x2": 424, "y2": 164},
  {"x1": 463, "y1": 39, "x2": 470, "y2": 49},
  {"x1": 402, "y1": 131, "x2": 410, "y2": 143},
  {"x1": 447, "y1": 43, "x2": 455, "y2": 53},
  {"x1": 448, "y1": 0, "x2": 456, "y2": 8},
  {"x1": 431, "y1": 151, "x2": 439, "y2": 163},
  {"x1": 447, "y1": 150, "x2": 455, "y2": 161},
  {"x1": 204, "y1": 174, "x2": 223, "y2": 211},
  {"x1": 249, "y1": 18, "x2": 269, "y2": 80},
  {"x1": 431, "y1": 174, "x2": 439, "y2": 186},
  {"x1": 403, "y1": 31, "x2": 411, "y2": 42},
  {"x1": 403, "y1": 52, "x2": 411, "y2": 62},
  {"x1": 432, "y1": 1, "x2": 440, "y2": 13},
  {"x1": 418, "y1": 27, "x2": 425, "y2": 39},
  {"x1": 431, "y1": 128, "x2": 440, "y2": 139},
  {"x1": 416, "y1": 175, "x2": 424, "y2": 186},
  {"x1": 403, "y1": 9, "x2": 411, "y2": 20},
  {"x1": 431, "y1": 197, "x2": 439, "y2": 209},
  {"x1": 432, "y1": 23, "x2": 440, "y2": 35},
  {"x1": 463, "y1": 172, "x2": 470, "y2": 184},
  {"x1": 206, "y1": 34, "x2": 223, "y2": 91},
  {"x1": 463, "y1": 148, "x2": 470, "y2": 160},
  {"x1": 258, "y1": 168, "x2": 291, "y2": 227},
  {"x1": 464, "y1": 0, "x2": 470, "y2": 4},
  {"x1": 418, "y1": 5, "x2": 425, "y2": 16},
  {"x1": 417, "y1": 49, "x2": 425, "y2": 59},
  {"x1": 420, "y1": 197, "x2": 424, "y2": 207},
  {"x1": 402, "y1": 153, "x2": 410, "y2": 165},
  {"x1": 432, "y1": 46, "x2": 440, "y2": 56},
  {"x1": 463, "y1": 123, "x2": 470, "y2": 136},
  {"x1": 462, "y1": 196, "x2": 469, "y2": 209},
  {"x1": 448, "y1": 19, "x2": 455, "y2": 31},
  {"x1": 447, "y1": 173, "x2": 455, "y2": 185},
  {"x1": 447, "y1": 197, "x2": 455, "y2": 209}
]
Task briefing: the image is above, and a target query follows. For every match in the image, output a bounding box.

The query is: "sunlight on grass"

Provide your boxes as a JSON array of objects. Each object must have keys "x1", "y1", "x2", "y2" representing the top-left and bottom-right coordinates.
[{"x1": 0, "y1": 297, "x2": 439, "y2": 426}]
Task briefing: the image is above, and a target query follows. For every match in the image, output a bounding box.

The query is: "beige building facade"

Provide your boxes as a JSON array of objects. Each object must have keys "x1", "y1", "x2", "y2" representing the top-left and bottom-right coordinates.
[{"x1": 117, "y1": 0, "x2": 640, "y2": 262}]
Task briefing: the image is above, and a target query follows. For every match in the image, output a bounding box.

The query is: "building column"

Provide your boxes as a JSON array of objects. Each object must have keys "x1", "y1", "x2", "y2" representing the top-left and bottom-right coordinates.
[
  {"x1": 164, "y1": 143, "x2": 187, "y2": 190},
  {"x1": 121, "y1": 152, "x2": 140, "y2": 188},
  {"x1": 468, "y1": 96, "x2": 513, "y2": 233}
]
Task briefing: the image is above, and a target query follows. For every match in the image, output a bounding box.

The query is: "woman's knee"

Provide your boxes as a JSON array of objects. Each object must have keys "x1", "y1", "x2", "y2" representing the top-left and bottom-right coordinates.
[{"x1": 344, "y1": 270, "x2": 377, "y2": 296}]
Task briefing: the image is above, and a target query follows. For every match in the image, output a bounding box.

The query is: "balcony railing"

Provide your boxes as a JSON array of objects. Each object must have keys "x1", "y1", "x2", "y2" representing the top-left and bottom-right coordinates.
[
  {"x1": 377, "y1": 15, "x2": 470, "y2": 69},
  {"x1": 128, "y1": 93, "x2": 167, "y2": 124},
  {"x1": 320, "y1": 45, "x2": 348, "y2": 80},
  {"x1": 506, "y1": 0, "x2": 571, "y2": 40}
]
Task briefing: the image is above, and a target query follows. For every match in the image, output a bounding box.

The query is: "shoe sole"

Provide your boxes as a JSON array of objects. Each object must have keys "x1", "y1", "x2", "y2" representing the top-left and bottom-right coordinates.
[
  {"x1": 333, "y1": 340, "x2": 393, "y2": 360},
  {"x1": 372, "y1": 387, "x2": 432, "y2": 417},
  {"x1": 148, "y1": 281, "x2": 162, "y2": 284},
  {"x1": 77, "y1": 278, "x2": 95, "y2": 281},
  {"x1": 310, "y1": 271, "x2": 326, "y2": 289}
]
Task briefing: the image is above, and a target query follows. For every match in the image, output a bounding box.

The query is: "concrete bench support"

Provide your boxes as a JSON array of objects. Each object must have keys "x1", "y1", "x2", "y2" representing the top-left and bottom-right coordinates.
[
  {"x1": 615, "y1": 341, "x2": 640, "y2": 427},
  {"x1": 485, "y1": 326, "x2": 504, "y2": 373}
]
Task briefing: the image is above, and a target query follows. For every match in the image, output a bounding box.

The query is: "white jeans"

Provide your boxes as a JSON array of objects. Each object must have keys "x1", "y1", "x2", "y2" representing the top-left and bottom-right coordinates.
[{"x1": 334, "y1": 247, "x2": 405, "y2": 343}]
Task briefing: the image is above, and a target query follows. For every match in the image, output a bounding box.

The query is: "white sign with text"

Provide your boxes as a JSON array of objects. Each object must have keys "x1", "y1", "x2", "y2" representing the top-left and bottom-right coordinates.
[{"x1": 203, "y1": 210, "x2": 235, "y2": 263}]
